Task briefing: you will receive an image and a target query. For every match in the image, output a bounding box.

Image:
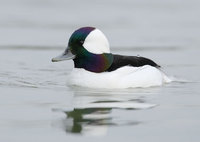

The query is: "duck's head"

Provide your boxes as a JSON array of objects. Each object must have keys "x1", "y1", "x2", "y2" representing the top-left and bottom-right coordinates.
[{"x1": 52, "y1": 27, "x2": 113, "y2": 73}]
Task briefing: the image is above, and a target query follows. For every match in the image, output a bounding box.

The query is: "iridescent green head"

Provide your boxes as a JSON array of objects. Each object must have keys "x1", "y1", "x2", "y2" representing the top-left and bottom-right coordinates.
[{"x1": 52, "y1": 27, "x2": 113, "y2": 73}]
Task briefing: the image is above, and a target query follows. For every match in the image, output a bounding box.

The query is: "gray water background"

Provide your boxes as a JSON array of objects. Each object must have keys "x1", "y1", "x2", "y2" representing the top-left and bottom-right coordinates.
[{"x1": 0, "y1": 0, "x2": 200, "y2": 142}]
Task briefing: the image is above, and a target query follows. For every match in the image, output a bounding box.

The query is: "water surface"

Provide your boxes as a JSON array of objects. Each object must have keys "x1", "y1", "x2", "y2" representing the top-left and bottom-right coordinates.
[
  {"x1": 0, "y1": 0, "x2": 200, "y2": 142},
  {"x1": 0, "y1": 47, "x2": 200, "y2": 142}
]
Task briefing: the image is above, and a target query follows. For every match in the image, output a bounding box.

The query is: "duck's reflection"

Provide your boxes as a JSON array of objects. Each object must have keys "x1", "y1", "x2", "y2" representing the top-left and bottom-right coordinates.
[
  {"x1": 53, "y1": 88, "x2": 157, "y2": 136},
  {"x1": 65, "y1": 107, "x2": 112, "y2": 134}
]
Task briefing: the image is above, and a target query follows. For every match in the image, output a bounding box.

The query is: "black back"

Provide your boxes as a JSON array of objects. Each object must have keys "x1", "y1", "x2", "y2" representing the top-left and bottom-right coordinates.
[{"x1": 106, "y1": 54, "x2": 160, "y2": 72}]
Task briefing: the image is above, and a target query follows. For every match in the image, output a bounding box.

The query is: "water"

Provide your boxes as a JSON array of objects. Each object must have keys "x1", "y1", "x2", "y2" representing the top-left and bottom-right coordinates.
[{"x1": 1, "y1": 0, "x2": 200, "y2": 142}]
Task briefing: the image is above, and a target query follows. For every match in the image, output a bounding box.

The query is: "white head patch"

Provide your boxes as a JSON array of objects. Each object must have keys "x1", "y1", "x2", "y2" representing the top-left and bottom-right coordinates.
[{"x1": 83, "y1": 29, "x2": 110, "y2": 54}]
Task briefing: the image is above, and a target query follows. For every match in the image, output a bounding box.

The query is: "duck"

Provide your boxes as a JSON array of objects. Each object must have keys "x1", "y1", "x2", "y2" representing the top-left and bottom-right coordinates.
[{"x1": 52, "y1": 27, "x2": 171, "y2": 88}]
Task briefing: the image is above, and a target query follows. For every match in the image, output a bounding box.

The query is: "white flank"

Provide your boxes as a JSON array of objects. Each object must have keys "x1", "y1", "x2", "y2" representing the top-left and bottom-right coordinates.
[
  {"x1": 83, "y1": 29, "x2": 110, "y2": 54},
  {"x1": 67, "y1": 65, "x2": 172, "y2": 89}
]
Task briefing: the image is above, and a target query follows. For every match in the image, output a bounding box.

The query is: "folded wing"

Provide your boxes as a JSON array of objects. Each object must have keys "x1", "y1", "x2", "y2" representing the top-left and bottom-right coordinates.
[{"x1": 107, "y1": 54, "x2": 160, "y2": 72}]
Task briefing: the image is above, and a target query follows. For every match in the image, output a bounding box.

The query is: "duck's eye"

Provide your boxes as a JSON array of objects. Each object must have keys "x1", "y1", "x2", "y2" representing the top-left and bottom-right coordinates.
[{"x1": 79, "y1": 40, "x2": 84, "y2": 44}]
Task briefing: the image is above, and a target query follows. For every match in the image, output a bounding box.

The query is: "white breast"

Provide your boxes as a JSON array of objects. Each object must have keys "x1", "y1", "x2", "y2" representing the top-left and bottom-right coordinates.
[{"x1": 67, "y1": 65, "x2": 172, "y2": 89}]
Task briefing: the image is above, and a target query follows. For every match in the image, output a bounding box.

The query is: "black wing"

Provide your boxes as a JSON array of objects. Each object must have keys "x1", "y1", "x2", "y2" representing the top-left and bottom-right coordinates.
[{"x1": 106, "y1": 54, "x2": 160, "y2": 72}]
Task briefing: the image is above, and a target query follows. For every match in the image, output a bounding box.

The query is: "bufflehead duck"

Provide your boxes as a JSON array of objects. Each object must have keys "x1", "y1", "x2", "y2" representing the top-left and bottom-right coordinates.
[{"x1": 52, "y1": 27, "x2": 171, "y2": 88}]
